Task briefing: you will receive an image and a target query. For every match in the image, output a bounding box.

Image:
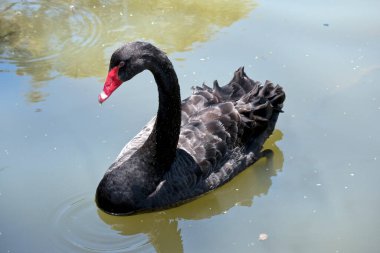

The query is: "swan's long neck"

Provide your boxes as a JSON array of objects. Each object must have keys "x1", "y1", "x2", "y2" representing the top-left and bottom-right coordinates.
[{"x1": 143, "y1": 54, "x2": 181, "y2": 173}]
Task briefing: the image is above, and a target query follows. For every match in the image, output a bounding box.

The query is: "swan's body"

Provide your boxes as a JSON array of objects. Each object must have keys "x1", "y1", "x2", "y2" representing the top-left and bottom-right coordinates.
[{"x1": 96, "y1": 42, "x2": 285, "y2": 215}]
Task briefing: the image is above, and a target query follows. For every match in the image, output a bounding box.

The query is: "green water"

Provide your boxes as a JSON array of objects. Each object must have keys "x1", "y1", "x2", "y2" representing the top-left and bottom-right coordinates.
[{"x1": 1, "y1": 0, "x2": 380, "y2": 252}]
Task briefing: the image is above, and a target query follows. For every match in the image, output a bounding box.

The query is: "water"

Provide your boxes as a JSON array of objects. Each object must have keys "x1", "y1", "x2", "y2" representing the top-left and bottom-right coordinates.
[{"x1": 1, "y1": 0, "x2": 380, "y2": 252}]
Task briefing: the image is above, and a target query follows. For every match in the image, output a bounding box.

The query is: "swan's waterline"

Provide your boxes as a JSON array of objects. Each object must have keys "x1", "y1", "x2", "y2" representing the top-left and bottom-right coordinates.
[{"x1": 47, "y1": 129, "x2": 284, "y2": 252}]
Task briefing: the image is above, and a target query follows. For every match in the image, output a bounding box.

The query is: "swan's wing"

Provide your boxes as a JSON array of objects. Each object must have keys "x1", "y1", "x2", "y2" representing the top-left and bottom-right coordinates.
[
  {"x1": 178, "y1": 101, "x2": 242, "y2": 178},
  {"x1": 177, "y1": 68, "x2": 285, "y2": 180}
]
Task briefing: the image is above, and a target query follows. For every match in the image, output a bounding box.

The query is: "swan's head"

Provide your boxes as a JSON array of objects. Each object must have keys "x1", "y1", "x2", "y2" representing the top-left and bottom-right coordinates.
[{"x1": 98, "y1": 41, "x2": 162, "y2": 104}]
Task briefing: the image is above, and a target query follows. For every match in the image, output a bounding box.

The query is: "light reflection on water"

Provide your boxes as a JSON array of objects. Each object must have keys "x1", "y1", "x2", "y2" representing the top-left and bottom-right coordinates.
[
  {"x1": 0, "y1": 0, "x2": 255, "y2": 102},
  {"x1": 51, "y1": 131, "x2": 283, "y2": 253}
]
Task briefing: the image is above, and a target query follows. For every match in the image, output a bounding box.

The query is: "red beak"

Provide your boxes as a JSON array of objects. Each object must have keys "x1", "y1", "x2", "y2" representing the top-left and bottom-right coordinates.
[{"x1": 98, "y1": 66, "x2": 123, "y2": 104}]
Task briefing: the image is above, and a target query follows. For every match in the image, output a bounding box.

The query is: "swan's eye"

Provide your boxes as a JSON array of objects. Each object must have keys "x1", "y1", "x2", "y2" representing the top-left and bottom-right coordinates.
[{"x1": 119, "y1": 61, "x2": 125, "y2": 67}]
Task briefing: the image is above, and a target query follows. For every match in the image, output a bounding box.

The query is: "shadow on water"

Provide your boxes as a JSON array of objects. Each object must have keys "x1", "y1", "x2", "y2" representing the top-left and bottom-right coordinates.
[
  {"x1": 0, "y1": 0, "x2": 255, "y2": 103},
  {"x1": 97, "y1": 130, "x2": 284, "y2": 253}
]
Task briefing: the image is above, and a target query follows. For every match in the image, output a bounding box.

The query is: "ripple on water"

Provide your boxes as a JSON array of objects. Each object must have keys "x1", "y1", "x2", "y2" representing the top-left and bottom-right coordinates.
[
  {"x1": 51, "y1": 194, "x2": 151, "y2": 252},
  {"x1": 0, "y1": 1, "x2": 102, "y2": 67}
]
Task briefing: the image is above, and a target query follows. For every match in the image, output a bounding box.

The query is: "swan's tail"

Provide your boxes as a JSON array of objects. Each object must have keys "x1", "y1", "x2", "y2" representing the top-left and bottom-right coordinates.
[
  {"x1": 234, "y1": 70, "x2": 285, "y2": 131},
  {"x1": 193, "y1": 67, "x2": 285, "y2": 107},
  {"x1": 193, "y1": 67, "x2": 285, "y2": 142},
  {"x1": 192, "y1": 67, "x2": 285, "y2": 132}
]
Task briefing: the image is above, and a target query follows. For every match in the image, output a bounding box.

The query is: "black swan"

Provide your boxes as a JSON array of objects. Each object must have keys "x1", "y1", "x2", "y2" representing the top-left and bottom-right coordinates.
[{"x1": 96, "y1": 42, "x2": 285, "y2": 215}]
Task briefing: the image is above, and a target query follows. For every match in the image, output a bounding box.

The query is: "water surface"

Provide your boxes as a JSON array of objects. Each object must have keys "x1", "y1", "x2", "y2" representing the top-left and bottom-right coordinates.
[{"x1": 1, "y1": 0, "x2": 380, "y2": 252}]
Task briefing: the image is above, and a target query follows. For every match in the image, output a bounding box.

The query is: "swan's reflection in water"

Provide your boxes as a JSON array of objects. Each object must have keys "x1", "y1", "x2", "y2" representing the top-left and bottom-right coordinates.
[{"x1": 98, "y1": 130, "x2": 284, "y2": 253}]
